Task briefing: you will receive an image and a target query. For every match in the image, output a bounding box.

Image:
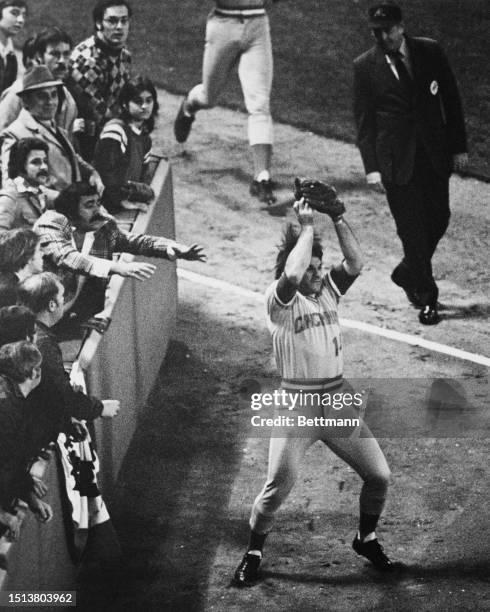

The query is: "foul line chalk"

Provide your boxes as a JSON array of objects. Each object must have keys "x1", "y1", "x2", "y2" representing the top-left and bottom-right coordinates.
[{"x1": 177, "y1": 268, "x2": 490, "y2": 368}]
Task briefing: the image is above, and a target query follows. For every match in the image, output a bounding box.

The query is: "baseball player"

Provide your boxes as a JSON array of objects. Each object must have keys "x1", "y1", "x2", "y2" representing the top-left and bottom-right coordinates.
[
  {"x1": 173, "y1": 0, "x2": 278, "y2": 205},
  {"x1": 233, "y1": 188, "x2": 398, "y2": 586}
]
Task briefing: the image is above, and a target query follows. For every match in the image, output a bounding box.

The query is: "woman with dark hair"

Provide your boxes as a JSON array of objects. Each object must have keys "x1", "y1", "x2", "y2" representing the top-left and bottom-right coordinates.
[{"x1": 93, "y1": 75, "x2": 159, "y2": 214}]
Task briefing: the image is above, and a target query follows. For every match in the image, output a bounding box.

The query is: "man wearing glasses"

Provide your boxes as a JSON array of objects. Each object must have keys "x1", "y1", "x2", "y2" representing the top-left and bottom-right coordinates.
[{"x1": 68, "y1": 0, "x2": 132, "y2": 162}]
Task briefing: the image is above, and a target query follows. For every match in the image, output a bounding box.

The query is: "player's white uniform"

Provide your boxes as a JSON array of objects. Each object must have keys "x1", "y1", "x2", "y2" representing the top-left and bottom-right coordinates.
[
  {"x1": 186, "y1": 0, "x2": 273, "y2": 146},
  {"x1": 267, "y1": 270, "x2": 344, "y2": 390},
  {"x1": 250, "y1": 269, "x2": 391, "y2": 535}
]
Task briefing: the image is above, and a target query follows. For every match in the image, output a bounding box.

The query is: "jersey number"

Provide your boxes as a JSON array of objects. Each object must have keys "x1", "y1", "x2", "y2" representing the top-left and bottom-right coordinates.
[{"x1": 333, "y1": 336, "x2": 342, "y2": 356}]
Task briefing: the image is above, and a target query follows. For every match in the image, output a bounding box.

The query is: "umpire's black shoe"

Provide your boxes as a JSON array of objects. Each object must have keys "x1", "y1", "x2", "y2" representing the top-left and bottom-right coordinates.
[
  {"x1": 233, "y1": 552, "x2": 262, "y2": 586},
  {"x1": 250, "y1": 179, "x2": 277, "y2": 205},
  {"x1": 352, "y1": 535, "x2": 395, "y2": 572},
  {"x1": 390, "y1": 270, "x2": 422, "y2": 308},
  {"x1": 419, "y1": 304, "x2": 441, "y2": 325},
  {"x1": 174, "y1": 98, "x2": 195, "y2": 143}
]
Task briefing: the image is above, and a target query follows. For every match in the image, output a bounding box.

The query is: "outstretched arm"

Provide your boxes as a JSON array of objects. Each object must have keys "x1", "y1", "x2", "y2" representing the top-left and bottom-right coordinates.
[
  {"x1": 332, "y1": 215, "x2": 363, "y2": 276},
  {"x1": 284, "y1": 199, "x2": 314, "y2": 284},
  {"x1": 113, "y1": 228, "x2": 206, "y2": 262},
  {"x1": 275, "y1": 199, "x2": 314, "y2": 304}
]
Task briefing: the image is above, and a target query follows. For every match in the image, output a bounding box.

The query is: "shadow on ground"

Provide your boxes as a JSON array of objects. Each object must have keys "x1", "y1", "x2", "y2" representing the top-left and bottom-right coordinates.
[{"x1": 77, "y1": 300, "x2": 269, "y2": 611}]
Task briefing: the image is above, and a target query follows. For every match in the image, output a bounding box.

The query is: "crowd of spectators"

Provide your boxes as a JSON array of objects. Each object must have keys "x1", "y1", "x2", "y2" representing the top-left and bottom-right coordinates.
[{"x1": 0, "y1": 0, "x2": 205, "y2": 576}]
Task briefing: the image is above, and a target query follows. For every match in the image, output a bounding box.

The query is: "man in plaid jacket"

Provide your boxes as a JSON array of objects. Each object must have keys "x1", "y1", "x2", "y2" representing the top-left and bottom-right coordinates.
[
  {"x1": 34, "y1": 181, "x2": 205, "y2": 324},
  {"x1": 68, "y1": 1, "x2": 132, "y2": 162}
]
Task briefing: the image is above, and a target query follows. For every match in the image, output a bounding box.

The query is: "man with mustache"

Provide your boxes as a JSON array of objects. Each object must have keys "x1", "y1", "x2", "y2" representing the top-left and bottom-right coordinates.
[
  {"x1": 0, "y1": 137, "x2": 58, "y2": 232},
  {"x1": 0, "y1": 0, "x2": 27, "y2": 95},
  {"x1": 1, "y1": 65, "x2": 104, "y2": 194},
  {"x1": 34, "y1": 181, "x2": 206, "y2": 326},
  {"x1": 0, "y1": 27, "x2": 78, "y2": 135}
]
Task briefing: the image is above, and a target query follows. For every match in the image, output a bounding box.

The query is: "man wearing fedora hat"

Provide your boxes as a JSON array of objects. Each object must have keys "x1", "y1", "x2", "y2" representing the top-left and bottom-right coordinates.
[
  {"x1": 0, "y1": 65, "x2": 103, "y2": 193},
  {"x1": 353, "y1": 1, "x2": 468, "y2": 325},
  {"x1": 0, "y1": 27, "x2": 78, "y2": 135}
]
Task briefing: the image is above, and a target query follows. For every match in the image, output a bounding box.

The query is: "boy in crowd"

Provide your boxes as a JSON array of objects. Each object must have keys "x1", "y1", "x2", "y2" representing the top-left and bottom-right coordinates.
[{"x1": 0, "y1": 0, "x2": 26, "y2": 95}]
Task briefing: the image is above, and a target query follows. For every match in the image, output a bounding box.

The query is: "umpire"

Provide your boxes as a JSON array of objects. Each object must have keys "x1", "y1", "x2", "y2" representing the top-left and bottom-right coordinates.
[{"x1": 353, "y1": 1, "x2": 468, "y2": 325}]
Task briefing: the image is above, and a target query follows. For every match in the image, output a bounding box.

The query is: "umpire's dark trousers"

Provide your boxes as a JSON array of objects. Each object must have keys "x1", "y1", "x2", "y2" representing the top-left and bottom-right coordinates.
[{"x1": 385, "y1": 146, "x2": 450, "y2": 308}]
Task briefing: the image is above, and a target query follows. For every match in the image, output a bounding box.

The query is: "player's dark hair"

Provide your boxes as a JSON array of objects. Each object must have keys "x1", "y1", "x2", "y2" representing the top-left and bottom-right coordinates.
[
  {"x1": 118, "y1": 75, "x2": 159, "y2": 133},
  {"x1": 0, "y1": 228, "x2": 39, "y2": 274},
  {"x1": 275, "y1": 223, "x2": 323, "y2": 280},
  {"x1": 17, "y1": 271, "x2": 62, "y2": 315},
  {"x1": 0, "y1": 305, "x2": 36, "y2": 346},
  {"x1": 33, "y1": 26, "x2": 73, "y2": 57},
  {"x1": 0, "y1": 340, "x2": 41, "y2": 383},
  {"x1": 54, "y1": 182, "x2": 98, "y2": 220},
  {"x1": 93, "y1": 0, "x2": 132, "y2": 26},
  {"x1": 7, "y1": 137, "x2": 49, "y2": 179}
]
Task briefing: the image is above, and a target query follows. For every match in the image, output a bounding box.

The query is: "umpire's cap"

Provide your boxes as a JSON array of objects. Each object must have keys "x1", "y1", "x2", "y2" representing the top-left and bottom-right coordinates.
[{"x1": 368, "y1": 2, "x2": 403, "y2": 28}]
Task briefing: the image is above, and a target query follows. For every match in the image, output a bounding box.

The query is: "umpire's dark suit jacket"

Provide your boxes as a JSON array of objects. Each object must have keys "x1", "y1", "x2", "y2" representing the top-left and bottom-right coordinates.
[{"x1": 353, "y1": 35, "x2": 467, "y2": 185}]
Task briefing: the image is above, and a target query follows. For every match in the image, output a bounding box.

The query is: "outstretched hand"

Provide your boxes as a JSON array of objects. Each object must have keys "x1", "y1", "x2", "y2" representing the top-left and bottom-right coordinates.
[
  {"x1": 170, "y1": 243, "x2": 207, "y2": 262},
  {"x1": 101, "y1": 399, "x2": 120, "y2": 418},
  {"x1": 111, "y1": 261, "x2": 157, "y2": 280}
]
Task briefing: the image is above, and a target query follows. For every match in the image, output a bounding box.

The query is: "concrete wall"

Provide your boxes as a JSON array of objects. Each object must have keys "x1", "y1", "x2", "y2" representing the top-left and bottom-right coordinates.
[
  {"x1": 0, "y1": 453, "x2": 77, "y2": 595},
  {"x1": 83, "y1": 160, "x2": 177, "y2": 495}
]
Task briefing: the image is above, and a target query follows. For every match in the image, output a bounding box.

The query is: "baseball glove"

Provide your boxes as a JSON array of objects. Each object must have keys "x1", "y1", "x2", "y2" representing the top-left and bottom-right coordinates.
[{"x1": 293, "y1": 178, "x2": 346, "y2": 219}]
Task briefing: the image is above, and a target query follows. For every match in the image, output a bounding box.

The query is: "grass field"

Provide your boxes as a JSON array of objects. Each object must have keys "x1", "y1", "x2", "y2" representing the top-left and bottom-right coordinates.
[{"x1": 27, "y1": 1, "x2": 489, "y2": 176}]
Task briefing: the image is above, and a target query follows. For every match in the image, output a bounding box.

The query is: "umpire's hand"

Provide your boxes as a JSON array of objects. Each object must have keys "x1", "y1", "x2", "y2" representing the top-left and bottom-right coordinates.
[{"x1": 368, "y1": 180, "x2": 386, "y2": 194}]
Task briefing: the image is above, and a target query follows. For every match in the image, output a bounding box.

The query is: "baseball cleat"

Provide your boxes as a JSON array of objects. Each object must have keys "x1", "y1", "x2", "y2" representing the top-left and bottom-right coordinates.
[
  {"x1": 233, "y1": 552, "x2": 262, "y2": 586},
  {"x1": 419, "y1": 305, "x2": 440, "y2": 325},
  {"x1": 352, "y1": 535, "x2": 396, "y2": 572},
  {"x1": 174, "y1": 98, "x2": 195, "y2": 143},
  {"x1": 250, "y1": 179, "x2": 277, "y2": 205}
]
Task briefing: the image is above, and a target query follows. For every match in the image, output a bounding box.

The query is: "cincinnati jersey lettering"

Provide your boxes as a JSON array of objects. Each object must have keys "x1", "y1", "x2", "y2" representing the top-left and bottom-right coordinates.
[
  {"x1": 294, "y1": 309, "x2": 339, "y2": 334},
  {"x1": 265, "y1": 273, "x2": 343, "y2": 382}
]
